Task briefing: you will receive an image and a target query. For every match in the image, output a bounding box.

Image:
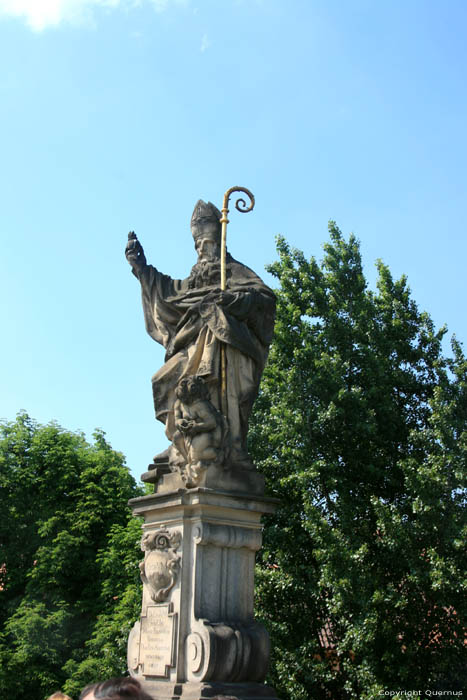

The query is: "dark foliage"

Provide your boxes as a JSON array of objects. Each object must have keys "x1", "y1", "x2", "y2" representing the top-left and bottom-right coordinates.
[
  {"x1": 250, "y1": 226, "x2": 466, "y2": 699},
  {"x1": 0, "y1": 414, "x2": 142, "y2": 700}
]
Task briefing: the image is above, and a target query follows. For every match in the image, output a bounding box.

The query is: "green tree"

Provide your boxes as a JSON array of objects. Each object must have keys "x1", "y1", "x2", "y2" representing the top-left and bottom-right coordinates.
[
  {"x1": 62, "y1": 516, "x2": 143, "y2": 698},
  {"x1": 0, "y1": 413, "x2": 142, "y2": 700},
  {"x1": 250, "y1": 226, "x2": 467, "y2": 700}
]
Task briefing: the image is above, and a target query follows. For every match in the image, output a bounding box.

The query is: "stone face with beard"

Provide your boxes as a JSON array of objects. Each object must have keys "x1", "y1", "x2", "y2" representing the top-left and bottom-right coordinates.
[{"x1": 125, "y1": 200, "x2": 276, "y2": 470}]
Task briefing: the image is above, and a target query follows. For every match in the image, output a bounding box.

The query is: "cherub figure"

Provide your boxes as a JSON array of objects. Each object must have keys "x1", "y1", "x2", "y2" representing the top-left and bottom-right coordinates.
[{"x1": 172, "y1": 375, "x2": 228, "y2": 484}]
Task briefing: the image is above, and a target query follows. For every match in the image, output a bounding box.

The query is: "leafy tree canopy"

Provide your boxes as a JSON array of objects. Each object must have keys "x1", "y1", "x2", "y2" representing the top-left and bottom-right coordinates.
[
  {"x1": 250, "y1": 225, "x2": 466, "y2": 700},
  {"x1": 0, "y1": 414, "x2": 142, "y2": 700}
]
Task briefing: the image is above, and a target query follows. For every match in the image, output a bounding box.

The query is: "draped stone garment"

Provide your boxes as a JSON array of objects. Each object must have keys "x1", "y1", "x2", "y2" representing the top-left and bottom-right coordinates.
[{"x1": 133, "y1": 254, "x2": 276, "y2": 466}]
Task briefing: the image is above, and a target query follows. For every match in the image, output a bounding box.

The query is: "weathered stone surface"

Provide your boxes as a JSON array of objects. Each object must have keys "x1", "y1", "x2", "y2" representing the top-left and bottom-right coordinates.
[
  {"x1": 125, "y1": 195, "x2": 279, "y2": 699},
  {"x1": 125, "y1": 199, "x2": 276, "y2": 487},
  {"x1": 139, "y1": 529, "x2": 181, "y2": 604},
  {"x1": 139, "y1": 604, "x2": 177, "y2": 677},
  {"x1": 128, "y1": 604, "x2": 177, "y2": 679},
  {"x1": 153, "y1": 462, "x2": 265, "y2": 497},
  {"x1": 127, "y1": 489, "x2": 279, "y2": 697}
]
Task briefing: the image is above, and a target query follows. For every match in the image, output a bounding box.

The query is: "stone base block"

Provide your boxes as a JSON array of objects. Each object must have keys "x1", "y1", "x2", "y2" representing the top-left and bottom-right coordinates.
[
  {"x1": 127, "y1": 488, "x2": 279, "y2": 700},
  {"x1": 143, "y1": 464, "x2": 265, "y2": 497},
  {"x1": 140, "y1": 680, "x2": 279, "y2": 700}
]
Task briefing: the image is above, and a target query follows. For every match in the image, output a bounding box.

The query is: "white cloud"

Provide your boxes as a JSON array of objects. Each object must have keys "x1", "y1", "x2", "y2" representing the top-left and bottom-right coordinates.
[
  {"x1": 0, "y1": 0, "x2": 121, "y2": 30},
  {"x1": 148, "y1": 0, "x2": 170, "y2": 12},
  {"x1": 200, "y1": 32, "x2": 210, "y2": 52},
  {"x1": 150, "y1": 0, "x2": 188, "y2": 12},
  {"x1": 0, "y1": 0, "x2": 186, "y2": 31}
]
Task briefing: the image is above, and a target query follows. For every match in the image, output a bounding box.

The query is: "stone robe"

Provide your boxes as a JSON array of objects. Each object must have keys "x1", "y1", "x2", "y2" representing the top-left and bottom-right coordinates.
[{"x1": 133, "y1": 253, "x2": 276, "y2": 467}]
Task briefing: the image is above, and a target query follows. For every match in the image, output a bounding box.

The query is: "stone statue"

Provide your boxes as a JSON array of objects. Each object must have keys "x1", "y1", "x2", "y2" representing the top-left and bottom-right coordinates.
[
  {"x1": 125, "y1": 199, "x2": 276, "y2": 485},
  {"x1": 125, "y1": 194, "x2": 280, "y2": 698},
  {"x1": 173, "y1": 375, "x2": 228, "y2": 486}
]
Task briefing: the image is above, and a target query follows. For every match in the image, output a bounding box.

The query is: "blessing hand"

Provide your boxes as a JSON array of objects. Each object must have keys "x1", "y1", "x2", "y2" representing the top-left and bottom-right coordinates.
[{"x1": 125, "y1": 231, "x2": 147, "y2": 269}]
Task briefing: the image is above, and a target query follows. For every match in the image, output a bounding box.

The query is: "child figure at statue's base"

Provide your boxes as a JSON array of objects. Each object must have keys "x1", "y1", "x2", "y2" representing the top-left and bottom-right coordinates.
[{"x1": 172, "y1": 375, "x2": 228, "y2": 485}]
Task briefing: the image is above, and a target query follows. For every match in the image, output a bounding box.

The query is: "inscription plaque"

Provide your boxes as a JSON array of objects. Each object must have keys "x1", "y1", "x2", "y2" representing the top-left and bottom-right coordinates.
[{"x1": 139, "y1": 604, "x2": 177, "y2": 677}]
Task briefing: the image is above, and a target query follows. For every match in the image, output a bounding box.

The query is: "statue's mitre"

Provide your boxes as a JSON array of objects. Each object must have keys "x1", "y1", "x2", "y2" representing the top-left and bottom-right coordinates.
[{"x1": 191, "y1": 200, "x2": 221, "y2": 227}]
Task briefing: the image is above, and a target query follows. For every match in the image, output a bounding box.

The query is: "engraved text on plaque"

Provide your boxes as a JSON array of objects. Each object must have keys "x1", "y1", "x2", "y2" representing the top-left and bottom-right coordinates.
[{"x1": 139, "y1": 604, "x2": 176, "y2": 677}]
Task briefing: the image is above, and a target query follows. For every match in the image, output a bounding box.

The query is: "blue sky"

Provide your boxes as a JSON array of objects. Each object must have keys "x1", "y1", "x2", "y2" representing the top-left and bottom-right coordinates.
[{"x1": 1, "y1": 0, "x2": 466, "y2": 481}]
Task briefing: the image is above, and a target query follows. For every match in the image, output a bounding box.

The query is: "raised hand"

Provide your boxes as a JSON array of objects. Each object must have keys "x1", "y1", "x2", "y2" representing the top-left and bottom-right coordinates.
[{"x1": 125, "y1": 231, "x2": 147, "y2": 270}]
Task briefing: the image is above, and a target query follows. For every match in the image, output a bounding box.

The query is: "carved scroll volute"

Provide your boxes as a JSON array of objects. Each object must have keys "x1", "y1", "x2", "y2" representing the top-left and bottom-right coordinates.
[
  {"x1": 139, "y1": 528, "x2": 182, "y2": 603},
  {"x1": 193, "y1": 522, "x2": 262, "y2": 551}
]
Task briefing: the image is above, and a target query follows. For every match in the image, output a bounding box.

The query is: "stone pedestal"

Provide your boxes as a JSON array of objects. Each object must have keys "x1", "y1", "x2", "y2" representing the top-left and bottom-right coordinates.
[{"x1": 127, "y1": 487, "x2": 279, "y2": 700}]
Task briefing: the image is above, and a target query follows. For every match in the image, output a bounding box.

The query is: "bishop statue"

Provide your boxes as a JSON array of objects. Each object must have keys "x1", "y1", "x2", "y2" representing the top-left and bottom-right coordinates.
[{"x1": 125, "y1": 198, "x2": 276, "y2": 487}]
